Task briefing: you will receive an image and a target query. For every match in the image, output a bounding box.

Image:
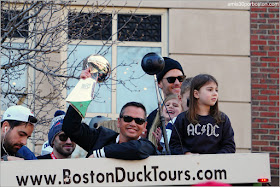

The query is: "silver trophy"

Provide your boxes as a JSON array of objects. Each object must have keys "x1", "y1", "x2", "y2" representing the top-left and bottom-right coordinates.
[{"x1": 66, "y1": 54, "x2": 111, "y2": 117}]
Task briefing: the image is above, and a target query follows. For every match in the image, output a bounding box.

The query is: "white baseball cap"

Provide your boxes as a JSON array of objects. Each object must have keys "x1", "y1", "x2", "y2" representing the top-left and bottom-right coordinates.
[{"x1": 1, "y1": 105, "x2": 37, "y2": 123}]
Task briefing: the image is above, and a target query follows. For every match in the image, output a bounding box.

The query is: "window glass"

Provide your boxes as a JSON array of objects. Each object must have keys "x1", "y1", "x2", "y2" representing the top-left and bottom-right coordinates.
[
  {"x1": 68, "y1": 12, "x2": 112, "y2": 40},
  {"x1": 1, "y1": 43, "x2": 28, "y2": 110},
  {"x1": 116, "y1": 46, "x2": 161, "y2": 114},
  {"x1": 67, "y1": 44, "x2": 112, "y2": 113},
  {"x1": 1, "y1": 10, "x2": 29, "y2": 38},
  {"x1": 118, "y1": 14, "x2": 161, "y2": 42}
]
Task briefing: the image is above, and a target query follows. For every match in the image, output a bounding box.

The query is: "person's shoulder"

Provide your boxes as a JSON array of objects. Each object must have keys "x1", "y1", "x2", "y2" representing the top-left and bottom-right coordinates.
[
  {"x1": 146, "y1": 109, "x2": 158, "y2": 131},
  {"x1": 176, "y1": 111, "x2": 187, "y2": 120},
  {"x1": 219, "y1": 111, "x2": 230, "y2": 120},
  {"x1": 98, "y1": 126, "x2": 119, "y2": 137},
  {"x1": 139, "y1": 138, "x2": 157, "y2": 151},
  {"x1": 178, "y1": 111, "x2": 187, "y2": 117},
  {"x1": 148, "y1": 109, "x2": 157, "y2": 118}
]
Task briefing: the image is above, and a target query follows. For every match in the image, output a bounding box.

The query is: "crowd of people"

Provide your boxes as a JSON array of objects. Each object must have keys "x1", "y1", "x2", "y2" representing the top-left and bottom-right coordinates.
[{"x1": 1, "y1": 56, "x2": 236, "y2": 163}]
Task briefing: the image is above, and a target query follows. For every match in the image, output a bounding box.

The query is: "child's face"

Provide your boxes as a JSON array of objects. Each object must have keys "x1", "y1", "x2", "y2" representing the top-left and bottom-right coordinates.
[
  {"x1": 181, "y1": 89, "x2": 190, "y2": 111},
  {"x1": 162, "y1": 98, "x2": 183, "y2": 122},
  {"x1": 194, "y1": 81, "x2": 218, "y2": 107}
]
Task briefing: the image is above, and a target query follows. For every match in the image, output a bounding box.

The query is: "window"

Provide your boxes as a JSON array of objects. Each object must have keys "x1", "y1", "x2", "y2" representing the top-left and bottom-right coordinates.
[
  {"x1": 116, "y1": 46, "x2": 161, "y2": 113},
  {"x1": 68, "y1": 12, "x2": 112, "y2": 40},
  {"x1": 1, "y1": 10, "x2": 29, "y2": 38},
  {"x1": 1, "y1": 9, "x2": 29, "y2": 110},
  {"x1": 1, "y1": 43, "x2": 29, "y2": 110},
  {"x1": 118, "y1": 14, "x2": 161, "y2": 42}
]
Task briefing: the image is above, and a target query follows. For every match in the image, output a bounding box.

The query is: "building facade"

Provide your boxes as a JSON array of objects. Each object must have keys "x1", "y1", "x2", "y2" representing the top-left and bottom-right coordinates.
[{"x1": 1, "y1": 0, "x2": 279, "y2": 185}]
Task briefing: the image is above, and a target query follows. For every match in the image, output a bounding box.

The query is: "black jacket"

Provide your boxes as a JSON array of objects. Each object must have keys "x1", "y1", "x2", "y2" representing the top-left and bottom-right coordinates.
[
  {"x1": 37, "y1": 154, "x2": 52, "y2": 159},
  {"x1": 62, "y1": 106, "x2": 157, "y2": 160}
]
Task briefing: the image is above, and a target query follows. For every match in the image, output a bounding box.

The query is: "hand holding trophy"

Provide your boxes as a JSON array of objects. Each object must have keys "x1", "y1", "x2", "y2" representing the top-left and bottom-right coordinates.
[{"x1": 66, "y1": 54, "x2": 111, "y2": 118}]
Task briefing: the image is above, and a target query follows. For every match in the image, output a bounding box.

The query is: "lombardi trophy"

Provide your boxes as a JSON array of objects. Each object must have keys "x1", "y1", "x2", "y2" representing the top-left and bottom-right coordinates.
[{"x1": 66, "y1": 54, "x2": 111, "y2": 118}]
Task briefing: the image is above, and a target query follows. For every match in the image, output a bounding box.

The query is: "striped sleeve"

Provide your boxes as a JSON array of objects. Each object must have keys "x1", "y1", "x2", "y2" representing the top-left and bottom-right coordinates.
[{"x1": 92, "y1": 148, "x2": 106, "y2": 158}]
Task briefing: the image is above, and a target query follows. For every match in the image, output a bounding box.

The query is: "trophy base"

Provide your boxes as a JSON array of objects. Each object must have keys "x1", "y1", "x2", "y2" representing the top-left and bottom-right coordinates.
[{"x1": 68, "y1": 100, "x2": 92, "y2": 118}]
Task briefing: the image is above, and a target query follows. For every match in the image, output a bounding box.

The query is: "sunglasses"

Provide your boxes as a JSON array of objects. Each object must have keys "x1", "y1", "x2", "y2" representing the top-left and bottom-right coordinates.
[
  {"x1": 164, "y1": 75, "x2": 186, "y2": 83},
  {"x1": 58, "y1": 134, "x2": 69, "y2": 142},
  {"x1": 121, "y1": 115, "x2": 146, "y2": 125}
]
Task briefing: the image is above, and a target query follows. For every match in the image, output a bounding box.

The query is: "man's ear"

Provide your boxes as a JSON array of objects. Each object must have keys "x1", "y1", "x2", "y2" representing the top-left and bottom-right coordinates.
[
  {"x1": 117, "y1": 118, "x2": 121, "y2": 128},
  {"x1": 158, "y1": 81, "x2": 163, "y2": 89},
  {"x1": 2, "y1": 121, "x2": 10, "y2": 134},
  {"x1": 143, "y1": 122, "x2": 147, "y2": 129},
  {"x1": 194, "y1": 89, "x2": 199, "y2": 99}
]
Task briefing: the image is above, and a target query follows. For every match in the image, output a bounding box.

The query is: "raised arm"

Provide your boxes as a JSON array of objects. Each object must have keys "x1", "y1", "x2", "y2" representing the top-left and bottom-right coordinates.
[{"x1": 62, "y1": 105, "x2": 99, "y2": 152}]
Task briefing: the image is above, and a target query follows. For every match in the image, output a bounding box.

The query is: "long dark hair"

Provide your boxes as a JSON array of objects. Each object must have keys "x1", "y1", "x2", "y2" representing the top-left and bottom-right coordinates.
[{"x1": 188, "y1": 74, "x2": 222, "y2": 124}]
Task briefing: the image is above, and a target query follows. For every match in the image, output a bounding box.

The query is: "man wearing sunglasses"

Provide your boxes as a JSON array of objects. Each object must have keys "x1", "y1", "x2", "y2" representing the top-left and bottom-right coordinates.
[
  {"x1": 62, "y1": 102, "x2": 157, "y2": 160},
  {"x1": 146, "y1": 57, "x2": 185, "y2": 136},
  {"x1": 37, "y1": 114, "x2": 76, "y2": 159}
]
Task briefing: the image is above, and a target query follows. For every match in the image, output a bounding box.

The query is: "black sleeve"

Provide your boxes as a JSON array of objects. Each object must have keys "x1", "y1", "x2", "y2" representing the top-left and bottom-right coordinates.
[
  {"x1": 169, "y1": 113, "x2": 189, "y2": 155},
  {"x1": 103, "y1": 138, "x2": 157, "y2": 160},
  {"x1": 217, "y1": 114, "x2": 236, "y2": 153},
  {"x1": 62, "y1": 105, "x2": 99, "y2": 152}
]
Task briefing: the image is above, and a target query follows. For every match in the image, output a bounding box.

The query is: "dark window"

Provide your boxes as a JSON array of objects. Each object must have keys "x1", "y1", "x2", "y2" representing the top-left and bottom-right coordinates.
[
  {"x1": 68, "y1": 12, "x2": 112, "y2": 40},
  {"x1": 1, "y1": 10, "x2": 29, "y2": 38},
  {"x1": 118, "y1": 14, "x2": 161, "y2": 42}
]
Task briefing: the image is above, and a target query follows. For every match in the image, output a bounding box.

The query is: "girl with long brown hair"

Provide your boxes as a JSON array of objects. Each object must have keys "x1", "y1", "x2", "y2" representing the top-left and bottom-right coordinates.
[{"x1": 169, "y1": 74, "x2": 236, "y2": 154}]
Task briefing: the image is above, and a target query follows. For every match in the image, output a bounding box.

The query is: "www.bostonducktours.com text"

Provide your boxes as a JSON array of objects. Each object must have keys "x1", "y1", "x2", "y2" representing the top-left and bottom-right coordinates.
[{"x1": 15, "y1": 165, "x2": 228, "y2": 186}]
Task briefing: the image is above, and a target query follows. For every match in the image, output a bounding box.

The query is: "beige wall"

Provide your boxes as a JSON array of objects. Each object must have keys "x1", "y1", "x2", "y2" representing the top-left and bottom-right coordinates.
[
  {"x1": 169, "y1": 9, "x2": 250, "y2": 55},
  {"x1": 33, "y1": 1, "x2": 251, "y2": 154},
  {"x1": 169, "y1": 7, "x2": 251, "y2": 152}
]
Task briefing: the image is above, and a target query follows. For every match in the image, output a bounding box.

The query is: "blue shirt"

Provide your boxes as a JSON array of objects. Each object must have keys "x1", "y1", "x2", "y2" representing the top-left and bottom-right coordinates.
[{"x1": 17, "y1": 146, "x2": 37, "y2": 160}]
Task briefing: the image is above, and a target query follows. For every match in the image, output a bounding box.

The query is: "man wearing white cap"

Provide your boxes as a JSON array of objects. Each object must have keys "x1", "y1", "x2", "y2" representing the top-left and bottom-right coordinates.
[{"x1": 1, "y1": 105, "x2": 37, "y2": 161}]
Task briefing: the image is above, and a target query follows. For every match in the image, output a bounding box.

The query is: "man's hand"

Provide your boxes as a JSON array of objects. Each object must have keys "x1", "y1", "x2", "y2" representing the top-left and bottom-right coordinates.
[
  {"x1": 1, "y1": 156, "x2": 24, "y2": 161},
  {"x1": 88, "y1": 154, "x2": 95, "y2": 158},
  {"x1": 80, "y1": 67, "x2": 92, "y2": 79},
  {"x1": 185, "y1": 152, "x2": 198, "y2": 155}
]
